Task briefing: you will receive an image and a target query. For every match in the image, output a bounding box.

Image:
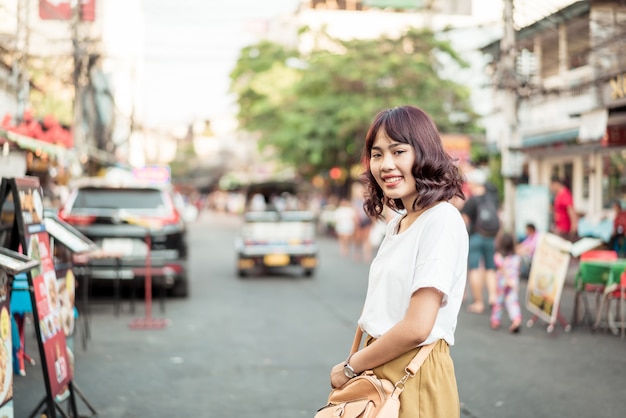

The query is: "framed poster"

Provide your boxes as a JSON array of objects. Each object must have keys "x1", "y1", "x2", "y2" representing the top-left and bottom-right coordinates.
[{"x1": 515, "y1": 185, "x2": 550, "y2": 240}]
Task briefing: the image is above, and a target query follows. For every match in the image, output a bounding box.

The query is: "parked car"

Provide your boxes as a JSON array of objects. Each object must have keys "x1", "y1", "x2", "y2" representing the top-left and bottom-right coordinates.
[{"x1": 57, "y1": 178, "x2": 189, "y2": 297}]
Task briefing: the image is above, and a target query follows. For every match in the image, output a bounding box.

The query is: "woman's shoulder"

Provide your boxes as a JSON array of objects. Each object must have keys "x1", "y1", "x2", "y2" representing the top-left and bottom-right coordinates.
[
  {"x1": 421, "y1": 202, "x2": 466, "y2": 233},
  {"x1": 430, "y1": 201, "x2": 464, "y2": 221}
]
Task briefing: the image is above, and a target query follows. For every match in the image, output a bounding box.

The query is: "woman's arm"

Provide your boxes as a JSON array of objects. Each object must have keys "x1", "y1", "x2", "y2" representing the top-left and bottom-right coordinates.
[{"x1": 330, "y1": 287, "x2": 442, "y2": 388}]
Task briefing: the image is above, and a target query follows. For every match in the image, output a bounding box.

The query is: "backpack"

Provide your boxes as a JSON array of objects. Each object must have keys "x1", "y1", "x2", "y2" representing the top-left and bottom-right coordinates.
[{"x1": 474, "y1": 194, "x2": 500, "y2": 236}]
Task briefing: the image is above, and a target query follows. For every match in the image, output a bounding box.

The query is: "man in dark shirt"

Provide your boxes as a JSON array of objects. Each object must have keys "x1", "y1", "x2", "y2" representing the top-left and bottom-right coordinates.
[{"x1": 461, "y1": 169, "x2": 499, "y2": 314}]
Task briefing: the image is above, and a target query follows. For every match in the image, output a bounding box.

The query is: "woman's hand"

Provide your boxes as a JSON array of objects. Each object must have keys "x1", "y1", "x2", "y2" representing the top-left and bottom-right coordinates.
[{"x1": 330, "y1": 361, "x2": 350, "y2": 389}]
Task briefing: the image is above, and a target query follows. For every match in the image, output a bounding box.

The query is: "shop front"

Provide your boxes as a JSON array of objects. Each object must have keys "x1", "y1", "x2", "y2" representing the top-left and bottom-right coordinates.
[
  {"x1": 1, "y1": 113, "x2": 76, "y2": 208},
  {"x1": 519, "y1": 75, "x2": 626, "y2": 243}
]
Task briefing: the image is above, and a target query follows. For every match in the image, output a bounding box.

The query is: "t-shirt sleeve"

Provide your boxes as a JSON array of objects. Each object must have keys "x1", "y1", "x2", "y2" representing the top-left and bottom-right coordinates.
[{"x1": 410, "y1": 210, "x2": 467, "y2": 306}]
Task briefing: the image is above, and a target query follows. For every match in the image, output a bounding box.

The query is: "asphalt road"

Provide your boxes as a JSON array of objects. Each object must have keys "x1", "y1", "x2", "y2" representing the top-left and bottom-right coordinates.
[{"x1": 12, "y1": 211, "x2": 626, "y2": 418}]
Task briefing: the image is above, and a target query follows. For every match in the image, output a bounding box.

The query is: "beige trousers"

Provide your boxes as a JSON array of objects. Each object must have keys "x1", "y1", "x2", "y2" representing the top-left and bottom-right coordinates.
[{"x1": 367, "y1": 337, "x2": 460, "y2": 418}]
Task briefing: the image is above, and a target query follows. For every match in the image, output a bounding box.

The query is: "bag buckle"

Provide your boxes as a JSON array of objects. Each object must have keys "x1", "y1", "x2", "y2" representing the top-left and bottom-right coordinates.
[
  {"x1": 394, "y1": 370, "x2": 413, "y2": 390},
  {"x1": 333, "y1": 403, "x2": 346, "y2": 416}
]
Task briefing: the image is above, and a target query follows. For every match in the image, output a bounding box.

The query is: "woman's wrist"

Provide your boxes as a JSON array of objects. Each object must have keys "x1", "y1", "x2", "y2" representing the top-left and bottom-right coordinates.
[{"x1": 345, "y1": 352, "x2": 361, "y2": 374}]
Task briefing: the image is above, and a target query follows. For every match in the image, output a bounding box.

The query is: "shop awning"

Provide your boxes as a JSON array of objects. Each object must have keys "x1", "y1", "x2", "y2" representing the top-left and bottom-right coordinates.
[
  {"x1": 0, "y1": 128, "x2": 70, "y2": 159},
  {"x1": 520, "y1": 128, "x2": 579, "y2": 149}
]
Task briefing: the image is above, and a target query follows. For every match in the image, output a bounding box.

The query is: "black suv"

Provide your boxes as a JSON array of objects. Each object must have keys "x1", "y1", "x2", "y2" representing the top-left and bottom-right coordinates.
[{"x1": 58, "y1": 180, "x2": 189, "y2": 297}]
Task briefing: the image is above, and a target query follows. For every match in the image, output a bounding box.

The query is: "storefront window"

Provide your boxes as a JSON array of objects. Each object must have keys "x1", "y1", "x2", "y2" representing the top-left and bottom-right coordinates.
[{"x1": 602, "y1": 149, "x2": 626, "y2": 208}]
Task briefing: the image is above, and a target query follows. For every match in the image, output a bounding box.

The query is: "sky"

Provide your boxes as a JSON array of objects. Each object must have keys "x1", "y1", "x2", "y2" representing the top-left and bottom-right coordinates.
[
  {"x1": 136, "y1": 0, "x2": 577, "y2": 133},
  {"x1": 140, "y1": 0, "x2": 301, "y2": 132}
]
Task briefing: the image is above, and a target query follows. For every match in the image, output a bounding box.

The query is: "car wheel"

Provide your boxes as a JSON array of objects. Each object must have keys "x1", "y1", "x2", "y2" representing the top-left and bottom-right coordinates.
[
  {"x1": 304, "y1": 269, "x2": 315, "y2": 278},
  {"x1": 238, "y1": 269, "x2": 248, "y2": 278},
  {"x1": 171, "y1": 277, "x2": 189, "y2": 298}
]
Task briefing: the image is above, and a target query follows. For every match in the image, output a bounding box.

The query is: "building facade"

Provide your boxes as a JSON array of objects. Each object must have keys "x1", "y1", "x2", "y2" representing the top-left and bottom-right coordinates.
[{"x1": 483, "y1": 0, "x2": 626, "y2": 240}]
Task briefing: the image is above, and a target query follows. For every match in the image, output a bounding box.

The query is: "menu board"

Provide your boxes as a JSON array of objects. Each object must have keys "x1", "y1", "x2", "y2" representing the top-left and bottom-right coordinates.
[
  {"x1": 26, "y1": 231, "x2": 72, "y2": 398},
  {"x1": 525, "y1": 233, "x2": 570, "y2": 324},
  {"x1": 14, "y1": 177, "x2": 73, "y2": 399},
  {"x1": 1, "y1": 176, "x2": 86, "y2": 417}
]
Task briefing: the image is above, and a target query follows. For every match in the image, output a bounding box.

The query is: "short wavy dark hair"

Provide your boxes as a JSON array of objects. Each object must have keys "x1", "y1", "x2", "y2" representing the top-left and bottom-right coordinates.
[{"x1": 361, "y1": 105, "x2": 465, "y2": 219}]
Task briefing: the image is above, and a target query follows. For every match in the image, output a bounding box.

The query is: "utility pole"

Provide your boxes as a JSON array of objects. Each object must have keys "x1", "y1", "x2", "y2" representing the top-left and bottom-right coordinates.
[
  {"x1": 14, "y1": 0, "x2": 30, "y2": 122},
  {"x1": 72, "y1": 0, "x2": 87, "y2": 175},
  {"x1": 499, "y1": 0, "x2": 521, "y2": 233}
]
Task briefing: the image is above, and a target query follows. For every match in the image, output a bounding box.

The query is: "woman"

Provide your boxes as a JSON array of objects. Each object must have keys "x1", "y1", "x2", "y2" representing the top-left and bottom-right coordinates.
[
  {"x1": 329, "y1": 106, "x2": 468, "y2": 417},
  {"x1": 333, "y1": 198, "x2": 358, "y2": 257}
]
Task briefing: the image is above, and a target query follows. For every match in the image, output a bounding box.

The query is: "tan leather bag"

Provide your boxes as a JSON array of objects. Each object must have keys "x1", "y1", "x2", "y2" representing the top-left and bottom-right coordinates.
[{"x1": 314, "y1": 327, "x2": 436, "y2": 418}]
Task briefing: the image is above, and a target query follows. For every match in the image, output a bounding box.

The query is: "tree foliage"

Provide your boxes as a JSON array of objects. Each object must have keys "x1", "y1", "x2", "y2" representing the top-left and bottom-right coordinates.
[{"x1": 229, "y1": 28, "x2": 481, "y2": 179}]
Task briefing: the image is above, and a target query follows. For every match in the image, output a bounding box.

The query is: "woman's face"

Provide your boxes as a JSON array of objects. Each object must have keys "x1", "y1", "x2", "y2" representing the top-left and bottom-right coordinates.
[{"x1": 369, "y1": 128, "x2": 418, "y2": 211}]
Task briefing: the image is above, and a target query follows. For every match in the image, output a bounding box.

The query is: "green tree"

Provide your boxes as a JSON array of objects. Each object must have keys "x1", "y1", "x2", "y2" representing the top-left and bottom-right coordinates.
[{"x1": 229, "y1": 28, "x2": 481, "y2": 179}]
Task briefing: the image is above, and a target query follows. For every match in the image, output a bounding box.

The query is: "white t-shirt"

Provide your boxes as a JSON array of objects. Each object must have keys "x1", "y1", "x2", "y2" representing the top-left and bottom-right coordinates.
[{"x1": 358, "y1": 202, "x2": 468, "y2": 346}]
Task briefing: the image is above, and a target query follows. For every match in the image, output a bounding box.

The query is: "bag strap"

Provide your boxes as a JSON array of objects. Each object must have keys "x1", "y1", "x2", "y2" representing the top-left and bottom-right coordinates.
[
  {"x1": 405, "y1": 341, "x2": 436, "y2": 374},
  {"x1": 349, "y1": 326, "x2": 437, "y2": 375},
  {"x1": 349, "y1": 326, "x2": 364, "y2": 355}
]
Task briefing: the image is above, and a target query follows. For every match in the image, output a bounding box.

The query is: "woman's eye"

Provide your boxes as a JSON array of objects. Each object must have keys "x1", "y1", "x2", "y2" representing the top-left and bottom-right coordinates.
[{"x1": 394, "y1": 149, "x2": 406, "y2": 155}]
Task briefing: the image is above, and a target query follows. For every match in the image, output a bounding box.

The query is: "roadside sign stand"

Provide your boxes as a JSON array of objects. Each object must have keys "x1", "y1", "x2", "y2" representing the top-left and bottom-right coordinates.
[
  {"x1": 128, "y1": 228, "x2": 169, "y2": 330},
  {"x1": 525, "y1": 233, "x2": 573, "y2": 334},
  {"x1": 44, "y1": 213, "x2": 97, "y2": 352},
  {"x1": 0, "y1": 177, "x2": 96, "y2": 418}
]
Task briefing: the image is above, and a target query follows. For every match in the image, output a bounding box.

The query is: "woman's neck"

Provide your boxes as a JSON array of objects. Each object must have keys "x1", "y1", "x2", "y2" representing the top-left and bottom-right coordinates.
[{"x1": 398, "y1": 202, "x2": 437, "y2": 232}]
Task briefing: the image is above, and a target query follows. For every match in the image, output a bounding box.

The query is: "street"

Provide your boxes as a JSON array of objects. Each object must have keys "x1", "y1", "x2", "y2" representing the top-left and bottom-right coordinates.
[{"x1": 12, "y1": 210, "x2": 626, "y2": 418}]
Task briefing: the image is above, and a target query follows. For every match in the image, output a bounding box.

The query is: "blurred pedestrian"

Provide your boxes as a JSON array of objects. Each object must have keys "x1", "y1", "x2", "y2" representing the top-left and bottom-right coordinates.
[
  {"x1": 461, "y1": 168, "x2": 499, "y2": 314},
  {"x1": 609, "y1": 200, "x2": 626, "y2": 257},
  {"x1": 550, "y1": 176, "x2": 578, "y2": 241},
  {"x1": 516, "y1": 222, "x2": 539, "y2": 279},
  {"x1": 249, "y1": 193, "x2": 267, "y2": 211},
  {"x1": 352, "y1": 183, "x2": 374, "y2": 262},
  {"x1": 328, "y1": 105, "x2": 467, "y2": 417},
  {"x1": 333, "y1": 198, "x2": 357, "y2": 257},
  {"x1": 491, "y1": 232, "x2": 523, "y2": 333}
]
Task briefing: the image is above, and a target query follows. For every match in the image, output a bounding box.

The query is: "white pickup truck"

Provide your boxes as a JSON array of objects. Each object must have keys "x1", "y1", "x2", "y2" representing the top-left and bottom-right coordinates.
[{"x1": 235, "y1": 210, "x2": 318, "y2": 278}]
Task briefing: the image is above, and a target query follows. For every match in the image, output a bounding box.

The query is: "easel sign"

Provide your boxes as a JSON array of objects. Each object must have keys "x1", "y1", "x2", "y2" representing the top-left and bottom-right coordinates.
[
  {"x1": 525, "y1": 233, "x2": 571, "y2": 325},
  {"x1": 0, "y1": 177, "x2": 91, "y2": 418},
  {"x1": 44, "y1": 214, "x2": 96, "y2": 341},
  {"x1": 0, "y1": 245, "x2": 40, "y2": 418}
]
